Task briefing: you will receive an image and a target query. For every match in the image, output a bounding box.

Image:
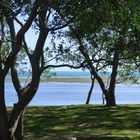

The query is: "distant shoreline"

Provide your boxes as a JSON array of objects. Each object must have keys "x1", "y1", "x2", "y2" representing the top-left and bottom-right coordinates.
[
  {"x1": 5, "y1": 77, "x2": 92, "y2": 83},
  {"x1": 6, "y1": 70, "x2": 140, "y2": 83}
]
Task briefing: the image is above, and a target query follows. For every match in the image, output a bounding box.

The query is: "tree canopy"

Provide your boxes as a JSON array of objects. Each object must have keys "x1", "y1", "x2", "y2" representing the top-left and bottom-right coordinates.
[{"x1": 0, "y1": 0, "x2": 140, "y2": 140}]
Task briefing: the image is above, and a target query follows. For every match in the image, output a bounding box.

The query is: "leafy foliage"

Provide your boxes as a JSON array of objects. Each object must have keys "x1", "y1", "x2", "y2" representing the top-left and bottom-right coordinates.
[{"x1": 56, "y1": 0, "x2": 140, "y2": 82}]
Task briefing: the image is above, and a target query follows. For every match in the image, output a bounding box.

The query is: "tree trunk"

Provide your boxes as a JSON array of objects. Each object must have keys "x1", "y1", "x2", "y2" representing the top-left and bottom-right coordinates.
[
  {"x1": 86, "y1": 77, "x2": 95, "y2": 104},
  {"x1": 0, "y1": 110, "x2": 10, "y2": 140},
  {"x1": 105, "y1": 91, "x2": 116, "y2": 107},
  {"x1": 0, "y1": 76, "x2": 11, "y2": 140},
  {"x1": 102, "y1": 93, "x2": 105, "y2": 105},
  {"x1": 14, "y1": 112, "x2": 24, "y2": 140},
  {"x1": 78, "y1": 43, "x2": 108, "y2": 105},
  {"x1": 105, "y1": 47, "x2": 120, "y2": 107}
]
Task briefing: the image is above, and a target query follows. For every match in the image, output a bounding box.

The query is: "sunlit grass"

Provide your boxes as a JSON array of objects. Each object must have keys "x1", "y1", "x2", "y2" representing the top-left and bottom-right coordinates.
[{"x1": 23, "y1": 105, "x2": 140, "y2": 140}]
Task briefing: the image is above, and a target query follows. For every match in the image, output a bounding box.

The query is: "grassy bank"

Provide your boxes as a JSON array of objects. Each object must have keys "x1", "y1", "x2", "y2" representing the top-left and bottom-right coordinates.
[
  {"x1": 6, "y1": 77, "x2": 109, "y2": 83},
  {"x1": 41, "y1": 77, "x2": 91, "y2": 83},
  {"x1": 23, "y1": 105, "x2": 140, "y2": 140},
  {"x1": 6, "y1": 77, "x2": 91, "y2": 83}
]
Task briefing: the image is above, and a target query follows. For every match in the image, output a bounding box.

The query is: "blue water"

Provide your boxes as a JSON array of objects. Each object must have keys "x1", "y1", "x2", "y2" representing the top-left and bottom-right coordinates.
[
  {"x1": 55, "y1": 71, "x2": 90, "y2": 78},
  {"x1": 5, "y1": 82, "x2": 140, "y2": 106},
  {"x1": 7, "y1": 71, "x2": 140, "y2": 78},
  {"x1": 6, "y1": 71, "x2": 91, "y2": 78}
]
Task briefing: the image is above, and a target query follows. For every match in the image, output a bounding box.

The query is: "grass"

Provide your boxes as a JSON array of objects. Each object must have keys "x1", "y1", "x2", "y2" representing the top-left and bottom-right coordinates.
[
  {"x1": 6, "y1": 77, "x2": 91, "y2": 83},
  {"x1": 23, "y1": 105, "x2": 140, "y2": 140},
  {"x1": 41, "y1": 78, "x2": 91, "y2": 83},
  {"x1": 6, "y1": 77, "x2": 109, "y2": 83}
]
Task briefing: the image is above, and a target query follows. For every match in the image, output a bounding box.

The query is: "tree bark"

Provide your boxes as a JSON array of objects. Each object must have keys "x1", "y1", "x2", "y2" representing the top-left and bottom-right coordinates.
[
  {"x1": 105, "y1": 47, "x2": 120, "y2": 106},
  {"x1": 86, "y1": 76, "x2": 95, "y2": 104},
  {"x1": 0, "y1": 1, "x2": 48, "y2": 140},
  {"x1": 3, "y1": 0, "x2": 39, "y2": 77},
  {"x1": 105, "y1": 91, "x2": 116, "y2": 107},
  {"x1": 14, "y1": 112, "x2": 24, "y2": 140},
  {"x1": 0, "y1": 76, "x2": 11, "y2": 140}
]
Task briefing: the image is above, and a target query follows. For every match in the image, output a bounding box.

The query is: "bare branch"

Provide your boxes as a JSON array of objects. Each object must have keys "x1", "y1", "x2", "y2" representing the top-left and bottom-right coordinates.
[
  {"x1": 44, "y1": 64, "x2": 82, "y2": 71},
  {"x1": 49, "y1": 17, "x2": 73, "y2": 31},
  {"x1": 41, "y1": 62, "x2": 85, "y2": 73},
  {"x1": 3, "y1": 0, "x2": 39, "y2": 76},
  {"x1": 46, "y1": 8, "x2": 52, "y2": 22},
  {"x1": 40, "y1": 51, "x2": 45, "y2": 69},
  {"x1": 44, "y1": 54, "x2": 60, "y2": 64},
  {"x1": 14, "y1": 17, "x2": 23, "y2": 27},
  {"x1": 14, "y1": 17, "x2": 32, "y2": 61},
  {"x1": 22, "y1": 37, "x2": 32, "y2": 60},
  {"x1": 97, "y1": 63, "x2": 109, "y2": 71}
]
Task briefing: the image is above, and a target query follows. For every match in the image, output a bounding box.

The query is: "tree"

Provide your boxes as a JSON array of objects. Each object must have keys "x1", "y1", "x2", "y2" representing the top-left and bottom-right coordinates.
[
  {"x1": 0, "y1": 0, "x2": 85, "y2": 139},
  {"x1": 55, "y1": 0, "x2": 140, "y2": 106},
  {"x1": 0, "y1": 1, "x2": 39, "y2": 139}
]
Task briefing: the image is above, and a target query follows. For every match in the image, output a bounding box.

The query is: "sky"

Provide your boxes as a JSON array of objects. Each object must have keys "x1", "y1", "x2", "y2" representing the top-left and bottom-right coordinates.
[{"x1": 15, "y1": 21, "x2": 81, "y2": 72}]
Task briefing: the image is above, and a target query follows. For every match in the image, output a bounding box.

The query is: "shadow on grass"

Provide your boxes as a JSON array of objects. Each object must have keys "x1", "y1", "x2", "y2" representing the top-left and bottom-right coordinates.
[{"x1": 24, "y1": 105, "x2": 140, "y2": 140}]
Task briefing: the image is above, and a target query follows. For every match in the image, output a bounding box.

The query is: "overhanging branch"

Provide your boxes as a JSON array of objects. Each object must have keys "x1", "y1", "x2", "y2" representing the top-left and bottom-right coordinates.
[
  {"x1": 41, "y1": 61, "x2": 85, "y2": 73},
  {"x1": 48, "y1": 17, "x2": 74, "y2": 31}
]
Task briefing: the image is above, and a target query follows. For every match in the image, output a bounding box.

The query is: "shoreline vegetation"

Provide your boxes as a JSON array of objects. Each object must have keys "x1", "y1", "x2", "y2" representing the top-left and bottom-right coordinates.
[
  {"x1": 5, "y1": 77, "x2": 109, "y2": 83},
  {"x1": 41, "y1": 77, "x2": 92, "y2": 83},
  {"x1": 5, "y1": 77, "x2": 91, "y2": 83},
  {"x1": 21, "y1": 104, "x2": 140, "y2": 140}
]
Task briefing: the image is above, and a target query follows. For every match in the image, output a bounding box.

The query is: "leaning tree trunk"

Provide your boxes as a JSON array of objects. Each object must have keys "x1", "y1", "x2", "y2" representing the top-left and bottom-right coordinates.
[
  {"x1": 10, "y1": 61, "x2": 25, "y2": 140},
  {"x1": 14, "y1": 111, "x2": 24, "y2": 140},
  {"x1": 86, "y1": 77, "x2": 95, "y2": 104}
]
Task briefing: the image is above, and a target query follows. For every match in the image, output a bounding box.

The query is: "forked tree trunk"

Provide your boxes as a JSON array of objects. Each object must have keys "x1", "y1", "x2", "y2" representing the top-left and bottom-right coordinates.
[
  {"x1": 0, "y1": 1, "x2": 42, "y2": 140},
  {"x1": 105, "y1": 47, "x2": 120, "y2": 107},
  {"x1": 0, "y1": 111, "x2": 25, "y2": 140}
]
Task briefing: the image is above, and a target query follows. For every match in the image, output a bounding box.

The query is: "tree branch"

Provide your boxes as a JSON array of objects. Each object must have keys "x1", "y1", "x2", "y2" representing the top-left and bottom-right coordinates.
[
  {"x1": 3, "y1": 0, "x2": 39, "y2": 76},
  {"x1": 22, "y1": 37, "x2": 32, "y2": 61},
  {"x1": 49, "y1": 17, "x2": 73, "y2": 31},
  {"x1": 41, "y1": 62, "x2": 84, "y2": 73},
  {"x1": 14, "y1": 17, "x2": 23, "y2": 27}
]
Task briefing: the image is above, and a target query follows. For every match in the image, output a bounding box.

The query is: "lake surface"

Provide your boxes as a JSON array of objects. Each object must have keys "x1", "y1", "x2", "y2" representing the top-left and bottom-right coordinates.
[
  {"x1": 8, "y1": 70, "x2": 140, "y2": 78},
  {"x1": 5, "y1": 82, "x2": 140, "y2": 106}
]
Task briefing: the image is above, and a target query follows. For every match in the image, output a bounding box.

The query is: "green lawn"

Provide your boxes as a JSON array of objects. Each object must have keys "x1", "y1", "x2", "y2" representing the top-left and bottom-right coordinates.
[{"x1": 23, "y1": 105, "x2": 140, "y2": 140}]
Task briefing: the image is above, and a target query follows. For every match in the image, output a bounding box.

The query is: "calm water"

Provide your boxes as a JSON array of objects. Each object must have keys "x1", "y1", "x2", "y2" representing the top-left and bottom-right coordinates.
[
  {"x1": 5, "y1": 82, "x2": 140, "y2": 106},
  {"x1": 9, "y1": 70, "x2": 136, "y2": 78}
]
